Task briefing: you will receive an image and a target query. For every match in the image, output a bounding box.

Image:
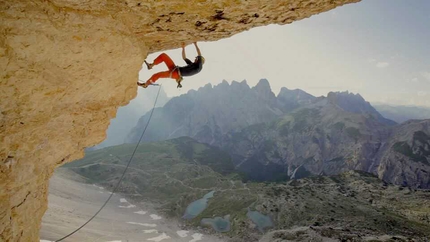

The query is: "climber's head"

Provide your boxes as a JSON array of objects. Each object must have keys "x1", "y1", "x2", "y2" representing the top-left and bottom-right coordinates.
[{"x1": 195, "y1": 56, "x2": 205, "y2": 65}]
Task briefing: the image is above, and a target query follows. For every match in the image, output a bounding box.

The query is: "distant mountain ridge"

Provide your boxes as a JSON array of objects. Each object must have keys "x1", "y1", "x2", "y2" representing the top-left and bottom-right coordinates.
[
  {"x1": 126, "y1": 79, "x2": 286, "y2": 145},
  {"x1": 125, "y1": 79, "x2": 429, "y2": 188},
  {"x1": 327, "y1": 91, "x2": 397, "y2": 126},
  {"x1": 374, "y1": 104, "x2": 430, "y2": 123},
  {"x1": 277, "y1": 87, "x2": 317, "y2": 113}
]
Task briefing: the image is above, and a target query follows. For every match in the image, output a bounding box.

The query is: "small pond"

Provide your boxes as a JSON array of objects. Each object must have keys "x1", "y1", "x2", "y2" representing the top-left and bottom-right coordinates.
[
  {"x1": 182, "y1": 191, "x2": 215, "y2": 219},
  {"x1": 246, "y1": 208, "x2": 274, "y2": 232},
  {"x1": 201, "y1": 215, "x2": 231, "y2": 232}
]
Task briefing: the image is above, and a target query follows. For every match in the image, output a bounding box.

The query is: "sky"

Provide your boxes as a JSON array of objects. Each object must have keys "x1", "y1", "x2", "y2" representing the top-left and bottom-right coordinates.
[{"x1": 138, "y1": 0, "x2": 430, "y2": 107}]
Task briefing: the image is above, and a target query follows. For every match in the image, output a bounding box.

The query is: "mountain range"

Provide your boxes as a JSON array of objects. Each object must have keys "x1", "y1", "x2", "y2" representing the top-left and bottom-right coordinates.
[
  {"x1": 125, "y1": 79, "x2": 430, "y2": 188},
  {"x1": 373, "y1": 104, "x2": 430, "y2": 124}
]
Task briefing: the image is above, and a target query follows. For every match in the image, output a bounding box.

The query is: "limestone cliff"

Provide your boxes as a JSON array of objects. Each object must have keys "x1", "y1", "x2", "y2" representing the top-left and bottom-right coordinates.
[{"x1": 0, "y1": 0, "x2": 359, "y2": 241}]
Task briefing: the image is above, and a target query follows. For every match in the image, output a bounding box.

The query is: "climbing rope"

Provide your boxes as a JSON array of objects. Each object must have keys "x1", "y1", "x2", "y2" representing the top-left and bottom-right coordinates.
[{"x1": 55, "y1": 85, "x2": 162, "y2": 242}]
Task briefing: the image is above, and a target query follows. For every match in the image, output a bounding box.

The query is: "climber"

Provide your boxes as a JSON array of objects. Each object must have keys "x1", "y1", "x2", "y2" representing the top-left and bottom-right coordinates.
[{"x1": 138, "y1": 42, "x2": 205, "y2": 88}]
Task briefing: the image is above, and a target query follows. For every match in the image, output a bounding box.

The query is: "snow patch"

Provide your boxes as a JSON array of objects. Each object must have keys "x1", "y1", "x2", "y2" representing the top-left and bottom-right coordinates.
[
  {"x1": 119, "y1": 204, "x2": 136, "y2": 208},
  {"x1": 134, "y1": 210, "x2": 148, "y2": 215},
  {"x1": 119, "y1": 198, "x2": 135, "y2": 208},
  {"x1": 147, "y1": 233, "x2": 171, "y2": 241},
  {"x1": 143, "y1": 229, "x2": 159, "y2": 234},
  {"x1": 189, "y1": 233, "x2": 203, "y2": 242},
  {"x1": 150, "y1": 214, "x2": 162, "y2": 220},
  {"x1": 127, "y1": 222, "x2": 157, "y2": 227},
  {"x1": 92, "y1": 184, "x2": 104, "y2": 190},
  {"x1": 176, "y1": 230, "x2": 189, "y2": 238}
]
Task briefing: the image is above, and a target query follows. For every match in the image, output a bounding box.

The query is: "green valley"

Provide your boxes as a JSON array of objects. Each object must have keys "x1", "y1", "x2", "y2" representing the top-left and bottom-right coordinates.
[{"x1": 65, "y1": 137, "x2": 430, "y2": 241}]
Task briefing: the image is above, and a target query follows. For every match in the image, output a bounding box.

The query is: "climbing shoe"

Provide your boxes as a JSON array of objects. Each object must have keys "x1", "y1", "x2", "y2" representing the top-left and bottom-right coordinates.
[
  {"x1": 176, "y1": 77, "x2": 183, "y2": 88},
  {"x1": 144, "y1": 60, "x2": 154, "y2": 70},
  {"x1": 137, "y1": 82, "x2": 148, "y2": 88}
]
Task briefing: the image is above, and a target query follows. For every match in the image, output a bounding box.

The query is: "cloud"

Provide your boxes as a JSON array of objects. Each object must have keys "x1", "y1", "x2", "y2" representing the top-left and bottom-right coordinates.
[
  {"x1": 376, "y1": 62, "x2": 389, "y2": 68},
  {"x1": 410, "y1": 77, "x2": 418, "y2": 83},
  {"x1": 367, "y1": 58, "x2": 376, "y2": 63},
  {"x1": 420, "y1": 71, "x2": 430, "y2": 81}
]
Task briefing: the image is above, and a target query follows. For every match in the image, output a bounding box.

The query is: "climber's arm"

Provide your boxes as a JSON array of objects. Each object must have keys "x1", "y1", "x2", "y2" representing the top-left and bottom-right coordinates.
[
  {"x1": 181, "y1": 42, "x2": 187, "y2": 60},
  {"x1": 194, "y1": 42, "x2": 202, "y2": 56},
  {"x1": 182, "y1": 43, "x2": 193, "y2": 64}
]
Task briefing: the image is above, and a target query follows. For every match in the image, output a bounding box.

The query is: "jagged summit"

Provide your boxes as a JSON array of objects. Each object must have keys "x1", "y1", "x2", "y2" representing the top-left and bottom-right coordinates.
[
  {"x1": 253, "y1": 78, "x2": 271, "y2": 91},
  {"x1": 231, "y1": 80, "x2": 250, "y2": 90},
  {"x1": 277, "y1": 87, "x2": 316, "y2": 112},
  {"x1": 327, "y1": 91, "x2": 365, "y2": 105},
  {"x1": 326, "y1": 91, "x2": 397, "y2": 125}
]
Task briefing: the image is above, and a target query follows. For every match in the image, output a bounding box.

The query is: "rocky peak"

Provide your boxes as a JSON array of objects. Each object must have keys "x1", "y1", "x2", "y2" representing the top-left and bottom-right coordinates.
[
  {"x1": 216, "y1": 79, "x2": 230, "y2": 88},
  {"x1": 254, "y1": 78, "x2": 270, "y2": 88},
  {"x1": 251, "y1": 79, "x2": 277, "y2": 105},
  {"x1": 252, "y1": 78, "x2": 271, "y2": 93},
  {"x1": 277, "y1": 87, "x2": 316, "y2": 113},
  {"x1": 326, "y1": 91, "x2": 396, "y2": 125},
  {"x1": 327, "y1": 91, "x2": 364, "y2": 104},
  {"x1": 202, "y1": 82, "x2": 213, "y2": 89},
  {"x1": 231, "y1": 80, "x2": 251, "y2": 92}
]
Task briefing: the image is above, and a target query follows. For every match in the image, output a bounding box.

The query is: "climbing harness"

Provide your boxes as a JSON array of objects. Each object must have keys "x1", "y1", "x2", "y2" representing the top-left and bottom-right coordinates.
[
  {"x1": 171, "y1": 66, "x2": 183, "y2": 88},
  {"x1": 55, "y1": 85, "x2": 163, "y2": 242}
]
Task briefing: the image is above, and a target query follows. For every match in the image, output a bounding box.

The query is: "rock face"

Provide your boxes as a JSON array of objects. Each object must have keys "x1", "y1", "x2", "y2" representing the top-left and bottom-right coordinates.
[
  {"x1": 223, "y1": 95, "x2": 393, "y2": 181},
  {"x1": 0, "y1": 1, "x2": 359, "y2": 241},
  {"x1": 379, "y1": 120, "x2": 430, "y2": 188},
  {"x1": 224, "y1": 99, "x2": 430, "y2": 187},
  {"x1": 222, "y1": 91, "x2": 430, "y2": 186}
]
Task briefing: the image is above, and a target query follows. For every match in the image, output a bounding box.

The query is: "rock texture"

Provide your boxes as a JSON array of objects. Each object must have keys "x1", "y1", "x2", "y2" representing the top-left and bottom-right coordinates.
[
  {"x1": 379, "y1": 120, "x2": 430, "y2": 188},
  {"x1": 0, "y1": 0, "x2": 359, "y2": 241}
]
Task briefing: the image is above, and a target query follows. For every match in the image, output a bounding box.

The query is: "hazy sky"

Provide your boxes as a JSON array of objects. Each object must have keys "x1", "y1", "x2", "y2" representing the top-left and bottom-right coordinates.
[{"x1": 139, "y1": 0, "x2": 430, "y2": 107}]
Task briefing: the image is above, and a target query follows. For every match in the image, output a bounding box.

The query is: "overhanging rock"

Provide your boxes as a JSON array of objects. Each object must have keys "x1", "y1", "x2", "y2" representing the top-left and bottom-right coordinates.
[{"x1": 0, "y1": 0, "x2": 359, "y2": 241}]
